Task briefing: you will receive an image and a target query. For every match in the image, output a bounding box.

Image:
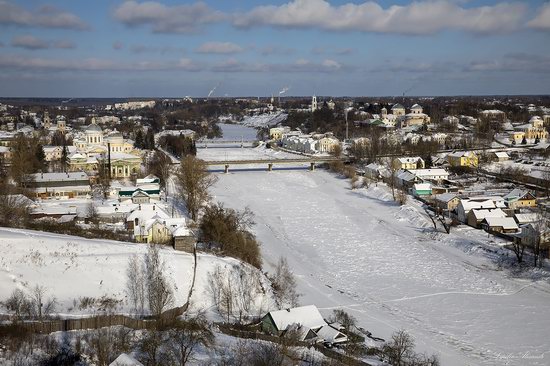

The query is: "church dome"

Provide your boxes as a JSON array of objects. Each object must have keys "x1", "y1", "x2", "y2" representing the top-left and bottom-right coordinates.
[{"x1": 86, "y1": 123, "x2": 102, "y2": 133}]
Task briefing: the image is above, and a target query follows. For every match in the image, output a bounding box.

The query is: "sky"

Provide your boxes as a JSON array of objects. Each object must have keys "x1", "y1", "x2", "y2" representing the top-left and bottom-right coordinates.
[{"x1": 0, "y1": 0, "x2": 549, "y2": 97}]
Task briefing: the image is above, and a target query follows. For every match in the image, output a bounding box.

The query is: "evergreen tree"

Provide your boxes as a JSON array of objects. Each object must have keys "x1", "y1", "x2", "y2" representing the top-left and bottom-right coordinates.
[{"x1": 135, "y1": 129, "x2": 144, "y2": 149}]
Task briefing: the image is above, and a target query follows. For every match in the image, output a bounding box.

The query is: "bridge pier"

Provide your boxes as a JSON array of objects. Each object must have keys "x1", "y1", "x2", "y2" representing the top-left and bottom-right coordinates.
[
  {"x1": 268, "y1": 163, "x2": 273, "y2": 172},
  {"x1": 310, "y1": 162, "x2": 315, "y2": 171},
  {"x1": 224, "y1": 164, "x2": 229, "y2": 174}
]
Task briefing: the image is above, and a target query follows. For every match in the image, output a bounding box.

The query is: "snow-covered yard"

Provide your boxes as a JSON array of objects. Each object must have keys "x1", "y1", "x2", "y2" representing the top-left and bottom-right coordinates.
[{"x1": 210, "y1": 168, "x2": 550, "y2": 366}]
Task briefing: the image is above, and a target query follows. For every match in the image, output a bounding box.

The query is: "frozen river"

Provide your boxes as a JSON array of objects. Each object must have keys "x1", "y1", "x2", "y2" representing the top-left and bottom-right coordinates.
[{"x1": 210, "y1": 168, "x2": 550, "y2": 366}]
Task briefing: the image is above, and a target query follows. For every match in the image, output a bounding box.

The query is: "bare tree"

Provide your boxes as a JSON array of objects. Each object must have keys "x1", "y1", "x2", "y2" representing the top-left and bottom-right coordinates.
[
  {"x1": 383, "y1": 329, "x2": 416, "y2": 366},
  {"x1": 384, "y1": 158, "x2": 399, "y2": 201},
  {"x1": 167, "y1": 315, "x2": 214, "y2": 366},
  {"x1": 175, "y1": 156, "x2": 217, "y2": 221},
  {"x1": 147, "y1": 150, "x2": 173, "y2": 195},
  {"x1": 145, "y1": 244, "x2": 174, "y2": 317},
  {"x1": 511, "y1": 238, "x2": 526, "y2": 264},
  {"x1": 2, "y1": 289, "x2": 31, "y2": 319},
  {"x1": 30, "y1": 285, "x2": 57, "y2": 320},
  {"x1": 271, "y1": 257, "x2": 300, "y2": 308},
  {"x1": 0, "y1": 192, "x2": 31, "y2": 228},
  {"x1": 532, "y1": 209, "x2": 549, "y2": 268},
  {"x1": 126, "y1": 254, "x2": 146, "y2": 315}
]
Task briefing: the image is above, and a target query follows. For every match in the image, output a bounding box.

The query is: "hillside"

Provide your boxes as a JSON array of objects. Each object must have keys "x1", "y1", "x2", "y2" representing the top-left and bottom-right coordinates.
[{"x1": 0, "y1": 228, "x2": 274, "y2": 319}]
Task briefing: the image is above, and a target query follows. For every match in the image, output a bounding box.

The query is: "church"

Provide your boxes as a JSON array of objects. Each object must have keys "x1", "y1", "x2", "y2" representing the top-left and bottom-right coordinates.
[{"x1": 68, "y1": 118, "x2": 142, "y2": 178}]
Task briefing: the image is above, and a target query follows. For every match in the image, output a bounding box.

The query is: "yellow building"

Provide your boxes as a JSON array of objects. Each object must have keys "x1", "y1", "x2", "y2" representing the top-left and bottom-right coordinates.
[
  {"x1": 393, "y1": 156, "x2": 425, "y2": 170},
  {"x1": 317, "y1": 136, "x2": 340, "y2": 153},
  {"x1": 504, "y1": 189, "x2": 536, "y2": 209},
  {"x1": 448, "y1": 151, "x2": 478, "y2": 167},
  {"x1": 511, "y1": 116, "x2": 548, "y2": 143}
]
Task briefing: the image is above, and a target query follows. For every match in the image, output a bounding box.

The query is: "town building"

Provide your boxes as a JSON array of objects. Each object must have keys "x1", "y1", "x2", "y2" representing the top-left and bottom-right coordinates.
[
  {"x1": 26, "y1": 172, "x2": 91, "y2": 200},
  {"x1": 448, "y1": 151, "x2": 479, "y2": 168},
  {"x1": 393, "y1": 157, "x2": 425, "y2": 170}
]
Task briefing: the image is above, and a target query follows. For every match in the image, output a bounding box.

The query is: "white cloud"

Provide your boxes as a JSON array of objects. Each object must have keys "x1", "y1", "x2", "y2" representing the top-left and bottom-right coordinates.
[
  {"x1": 233, "y1": 0, "x2": 527, "y2": 35},
  {"x1": 0, "y1": 1, "x2": 89, "y2": 30},
  {"x1": 196, "y1": 42, "x2": 244, "y2": 54},
  {"x1": 211, "y1": 58, "x2": 349, "y2": 73},
  {"x1": 113, "y1": 1, "x2": 225, "y2": 33},
  {"x1": 527, "y1": 3, "x2": 550, "y2": 31},
  {"x1": 0, "y1": 54, "x2": 202, "y2": 72},
  {"x1": 11, "y1": 35, "x2": 76, "y2": 50}
]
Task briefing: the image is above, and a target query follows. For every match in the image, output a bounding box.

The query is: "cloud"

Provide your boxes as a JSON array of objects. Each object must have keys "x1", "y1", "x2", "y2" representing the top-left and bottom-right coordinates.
[
  {"x1": 257, "y1": 45, "x2": 295, "y2": 56},
  {"x1": 527, "y1": 3, "x2": 550, "y2": 31},
  {"x1": 312, "y1": 46, "x2": 354, "y2": 55},
  {"x1": 11, "y1": 35, "x2": 76, "y2": 50},
  {"x1": 130, "y1": 44, "x2": 186, "y2": 54},
  {"x1": 373, "y1": 54, "x2": 550, "y2": 75},
  {"x1": 465, "y1": 53, "x2": 550, "y2": 73},
  {"x1": 0, "y1": 1, "x2": 89, "y2": 30},
  {"x1": 0, "y1": 54, "x2": 202, "y2": 72},
  {"x1": 113, "y1": 0, "x2": 225, "y2": 33},
  {"x1": 113, "y1": 41, "x2": 124, "y2": 50},
  {"x1": 0, "y1": 53, "x2": 347, "y2": 74},
  {"x1": 233, "y1": 0, "x2": 527, "y2": 35},
  {"x1": 196, "y1": 42, "x2": 244, "y2": 54},
  {"x1": 211, "y1": 58, "x2": 347, "y2": 73}
]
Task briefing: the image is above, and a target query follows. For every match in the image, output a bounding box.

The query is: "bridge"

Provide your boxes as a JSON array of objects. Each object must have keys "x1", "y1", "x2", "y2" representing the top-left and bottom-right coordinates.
[
  {"x1": 196, "y1": 139, "x2": 258, "y2": 148},
  {"x1": 203, "y1": 157, "x2": 346, "y2": 173}
]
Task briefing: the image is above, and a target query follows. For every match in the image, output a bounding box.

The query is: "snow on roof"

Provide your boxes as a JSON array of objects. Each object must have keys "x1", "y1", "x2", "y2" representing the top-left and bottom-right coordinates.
[
  {"x1": 483, "y1": 217, "x2": 518, "y2": 230},
  {"x1": 109, "y1": 353, "x2": 143, "y2": 366},
  {"x1": 408, "y1": 168, "x2": 449, "y2": 177},
  {"x1": 514, "y1": 213, "x2": 538, "y2": 224},
  {"x1": 414, "y1": 183, "x2": 432, "y2": 191},
  {"x1": 30, "y1": 172, "x2": 89, "y2": 183},
  {"x1": 392, "y1": 103, "x2": 405, "y2": 109},
  {"x1": 504, "y1": 189, "x2": 531, "y2": 201},
  {"x1": 471, "y1": 208, "x2": 507, "y2": 220},
  {"x1": 448, "y1": 151, "x2": 476, "y2": 158},
  {"x1": 493, "y1": 152, "x2": 509, "y2": 158},
  {"x1": 397, "y1": 156, "x2": 422, "y2": 163},
  {"x1": 459, "y1": 199, "x2": 497, "y2": 212},
  {"x1": 411, "y1": 104, "x2": 422, "y2": 109},
  {"x1": 315, "y1": 324, "x2": 348, "y2": 344},
  {"x1": 435, "y1": 193, "x2": 458, "y2": 203},
  {"x1": 126, "y1": 204, "x2": 169, "y2": 223},
  {"x1": 267, "y1": 305, "x2": 326, "y2": 331}
]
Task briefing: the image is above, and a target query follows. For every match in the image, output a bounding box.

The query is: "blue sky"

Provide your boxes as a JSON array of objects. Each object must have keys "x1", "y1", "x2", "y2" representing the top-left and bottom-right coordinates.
[{"x1": 0, "y1": 0, "x2": 549, "y2": 97}]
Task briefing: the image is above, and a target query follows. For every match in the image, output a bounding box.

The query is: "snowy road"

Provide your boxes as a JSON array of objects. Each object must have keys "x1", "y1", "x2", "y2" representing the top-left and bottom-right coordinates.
[{"x1": 209, "y1": 168, "x2": 550, "y2": 366}]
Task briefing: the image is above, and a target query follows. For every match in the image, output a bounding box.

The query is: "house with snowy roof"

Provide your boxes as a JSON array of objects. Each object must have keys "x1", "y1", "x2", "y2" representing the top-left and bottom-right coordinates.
[
  {"x1": 503, "y1": 189, "x2": 536, "y2": 210},
  {"x1": 261, "y1": 305, "x2": 348, "y2": 345},
  {"x1": 481, "y1": 217, "x2": 519, "y2": 234},
  {"x1": 456, "y1": 196, "x2": 506, "y2": 223},
  {"x1": 434, "y1": 193, "x2": 460, "y2": 212},
  {"x1": 447, "y1": 151, "x2": 478, "y2": 168},
  {"x1": 467, "y1": 208, "x2": 507, "y2": 228},
  {"x1": 393, "y1": 156, "x2": 425, "y2": 170}
]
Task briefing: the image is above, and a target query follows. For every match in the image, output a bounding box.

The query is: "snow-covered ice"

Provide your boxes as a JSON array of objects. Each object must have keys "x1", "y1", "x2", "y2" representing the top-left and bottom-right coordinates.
[{"x1": 209, "y1": 168, "x2": 550, "y2": 366}]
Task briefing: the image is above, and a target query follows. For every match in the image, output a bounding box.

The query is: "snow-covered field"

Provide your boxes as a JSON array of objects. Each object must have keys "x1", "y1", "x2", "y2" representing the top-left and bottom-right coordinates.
[
  {"x1": 210, "y1": 168, "x2": 550, "y2": 366},
  {"x1": 0, "y1": 228, "x2": 273, "y2": 318}
]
